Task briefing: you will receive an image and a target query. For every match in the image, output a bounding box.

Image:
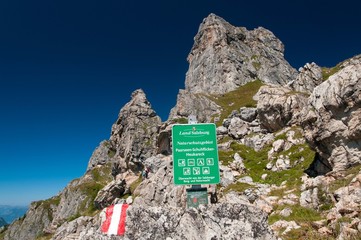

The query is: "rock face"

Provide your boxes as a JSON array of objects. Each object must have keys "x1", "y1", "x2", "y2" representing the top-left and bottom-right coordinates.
[
  {"x1": 125, "y1": 203, "x2": 276, "y2": 240},
  {"x1": 302, "y1": 55, "x2": 361, "y2": 172},
  {"x1": 3, "y1": 200, "x2": 55, "y2": 240},
  {"x1": 94, "y1": 179, "x2": 126, "y2": 210},
  {"x1": 170, "y1": 13, "x2": 297, "y2": 122},
  {"x1": 169, "y1": 89, "x2": 220, "y2": 123},
  {"x1": 133, "y1": 155, "x2": 186, "y2": 208},
  {"x1": 110, "y1": 89, "x2": 161, "y2": 172},
  {"x1": 87, "y1": 141, "x2": 115, "y2": 171},
  {"x1": 290, "y1": 62, "x2": 323, "y2": 94},
  {"x1": 186, "y1": 13, "x2": 297, "y2": 94},
  {"x1": 257, "y1": 85, "x2": 308, "y2": 132}
]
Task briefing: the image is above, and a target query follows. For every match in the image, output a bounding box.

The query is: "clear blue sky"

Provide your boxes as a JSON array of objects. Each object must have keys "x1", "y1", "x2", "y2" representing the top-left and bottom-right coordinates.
[{"x1": 0, "y1": 0, "x2": 360, "y2": 206}]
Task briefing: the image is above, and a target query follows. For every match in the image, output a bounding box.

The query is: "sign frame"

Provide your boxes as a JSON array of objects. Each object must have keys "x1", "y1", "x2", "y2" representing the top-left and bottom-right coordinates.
[{"x1": 172, "y1": 123, "x2": 220, "y2": 185}]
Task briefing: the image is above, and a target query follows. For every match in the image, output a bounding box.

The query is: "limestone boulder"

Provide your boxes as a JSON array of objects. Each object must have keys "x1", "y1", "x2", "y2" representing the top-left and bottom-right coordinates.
[
  {"x1": 290, "y1": 62, "x2": 323, "y2": 94},
  {"x1": 257, "y1": 85, "x2": 308, "y2": 132},
  {"x1": 302, "y1": 55, "x2": 361, "y2": 172}
]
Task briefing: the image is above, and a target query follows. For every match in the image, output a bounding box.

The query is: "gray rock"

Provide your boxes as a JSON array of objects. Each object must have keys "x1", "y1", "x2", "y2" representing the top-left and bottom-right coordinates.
[
  {"x1": 168, "y1": 89, "x2": 220, "y2": 123},
  {"x1": 230, "y1": 153, "x2": 246, "y2": 172},
  {"x1": 228, "y1": 117, "x2": 249, "y2": 139},
  {"x1": 3, "y1": 199, "x2": 56, "y2": 240},
  {"x1": 94, "y1": 179, "x2": 126, "y2": 210},
  {"x1": 125, "y1": 203, "x2": 276, "y2": 240},
  {"x1": 257, "y1": 85, "x2": 308, "y2": 132},
  {"x1": 290, "y1": 62, "x2": 323, "y2": 94},
  {"x1": 170, "y1": 13, "x2": 297, "y2": 122},
  {"x1": 185, "y1": 14, "x2": 297, "y2": 95},
  {"x1": 220, "y1": 166, "x2": 235, "y2": 187},
  {"x1": 53, "y1": 216, "x2": 93, "y2": 240},
  {"x1": 216, "y1": 125, "x2": 228, "y2": 135},
  {"x1": 238, "y1": 176, "x2": 253, "y2": 184},
  {"x1": 133, "y1": 157, "x2": 186, "y2": 208},
  {"x1": 87, "y1": 140, "x2": 115, "y2": 171},
  {"x1": 273, "y1": 155, "x2": 291, "y2": 171},
  {"x1": 302, "y1": 55, "x2": 361, "y2": 172},
  {"x1": 300, "y1": 188, "x2": 319, "y2": 209},
  {"x1": 110, "y1": 89, "x2": 161, "y2": 172},
  {"x1": 271, "y1": 220, "x2": 300, "y2": 235},
  {"x1": 156, "y1": 131, "x2": 171, "y2": 155},
  {"x1": 279, "y1": 208, "x2": 292, "y2": 217},
  {"x1": 243, "y1": 133, "x2": 274, "y2": 151},
  {"x1": 240, "y1": 107, "x2": 258, "y2": 122}
]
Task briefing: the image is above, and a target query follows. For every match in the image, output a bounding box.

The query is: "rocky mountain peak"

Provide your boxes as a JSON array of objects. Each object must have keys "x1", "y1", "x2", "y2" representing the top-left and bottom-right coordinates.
[
  {"x1": 130, "y1": 88, "x2": 147, "y2": 103},
  {"x1": 170, "y1": 13, "x2": 298, "y2": 122},
  {"x1": 184, "y1": 13, "x2": 297, "y2": 95},
  {"x1": 109, "y1": 89, "x2": 161, "y2": 172}
]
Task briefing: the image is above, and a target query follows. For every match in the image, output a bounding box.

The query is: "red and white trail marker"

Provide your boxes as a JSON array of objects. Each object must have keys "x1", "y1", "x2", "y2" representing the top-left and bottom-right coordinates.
[{"x1": 101, "y1": 204, "x2": 129, "y2": 236}]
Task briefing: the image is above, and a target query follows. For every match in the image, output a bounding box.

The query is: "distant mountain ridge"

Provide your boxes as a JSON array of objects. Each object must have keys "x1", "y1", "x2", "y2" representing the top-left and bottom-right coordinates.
[
  {"x1": 0, "y1": 217, "x2": 6, "y2": 228},
  {"x1": 0, "y1": 205, "x2": 27, "y2": 224}
]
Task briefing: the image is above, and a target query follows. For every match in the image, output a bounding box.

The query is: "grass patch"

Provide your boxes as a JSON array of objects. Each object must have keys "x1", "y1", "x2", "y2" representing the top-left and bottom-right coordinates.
[
  {"x1": 172, "y1": 117, "x2": 188, "y2": 124},
  {"x1": 207, "y1": 80, "x2": 263, "y2": 126},
  {"x1": 108, "y1": 149, "x2": 116, "y2": 158},
  {"x1": 66, "y1": 180, "x2": 104, "y2": 220},
  {"x1": 36, "y1": 232, "x2": 53, "y2": 240},
  {"x1": 90, "y1": 163, "x2": 112, "y2": 185},
  {"x1": 218, "y1": 136, "x2": 233, "y2": 144},
  {"x1": 252, "y1": 61, "x2": 261, "y2": 70},
  {"x1": 321, "y1": 64, "x2": 343, "y2": 81},
  {"x1": 328, "y1": 164, "x2": 361, "y2": 192},
  {"x1": 283, "y1": 227, "x2": 334, "y2": 240},
  {"x1": 269, "y1": 205, "x2": 323, "y2": 225},
  {"x1": 228, "y1": 141, "x2": 315, "y2": 187},
  {"x1": 130, "y1": 175, "x2": 142, "y2": 195},
  {"x1": 223, "y1": 182, "x2": 253, "y2": 194},
  {"x1": 317, "y1": 188, "x2": 334, "y2": 211},
  {"x1": 218, "y1": 150, "x2": 235, "y2": 166}
]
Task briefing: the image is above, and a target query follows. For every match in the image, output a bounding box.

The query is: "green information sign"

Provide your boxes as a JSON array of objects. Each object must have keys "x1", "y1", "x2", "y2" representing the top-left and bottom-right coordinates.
[{"x1": 172, "y1": 123, "x2": 220, "y2": 185}]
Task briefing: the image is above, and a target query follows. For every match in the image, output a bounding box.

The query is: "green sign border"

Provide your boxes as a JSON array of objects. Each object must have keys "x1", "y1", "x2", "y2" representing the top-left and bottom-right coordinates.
[{"x1": 172, "y1": 123, "x2": 220, "y2": 185}]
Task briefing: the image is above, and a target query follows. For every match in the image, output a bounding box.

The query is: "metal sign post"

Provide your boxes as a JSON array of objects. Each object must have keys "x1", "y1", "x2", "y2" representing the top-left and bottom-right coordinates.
[{"x1": 172, "y1": 115, "x2": 220, "y2": 208}]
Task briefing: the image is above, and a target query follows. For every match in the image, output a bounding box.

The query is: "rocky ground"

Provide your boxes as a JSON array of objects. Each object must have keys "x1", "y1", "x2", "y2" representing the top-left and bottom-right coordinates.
[{"x1": 1, "y1": 14, "x2": 360, "y2": 240}]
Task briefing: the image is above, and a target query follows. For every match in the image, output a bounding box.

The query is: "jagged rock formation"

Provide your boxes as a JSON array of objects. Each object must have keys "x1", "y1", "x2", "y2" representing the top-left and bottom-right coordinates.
[
  {"x1": 290, "y1": 62, "x2": 323, "y2": 94},
  {"x1": 170, "y1": 13, "x2": 297, "y2": 122},
  {"x1": 169, "y1": 90, "x2": 220, "y2": 123},
  {"x1": 87, "y1": 141, "x2": 115, "y2": 171},
  {"x1": 3, "y1": 199, "x2": 56, "y2": 240},
  {"x1": 110, "y1": 89, "x2": 162, "y2": 172},
  {"x1": 186, "y1": 13, "x2": 297, "y2": 94},
  {"x1": 2, "y1": 89, "x2": 162, "y2": 240},
  {"x1": 302, "y1": 55, "x2": 361, "y2": 172}
]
